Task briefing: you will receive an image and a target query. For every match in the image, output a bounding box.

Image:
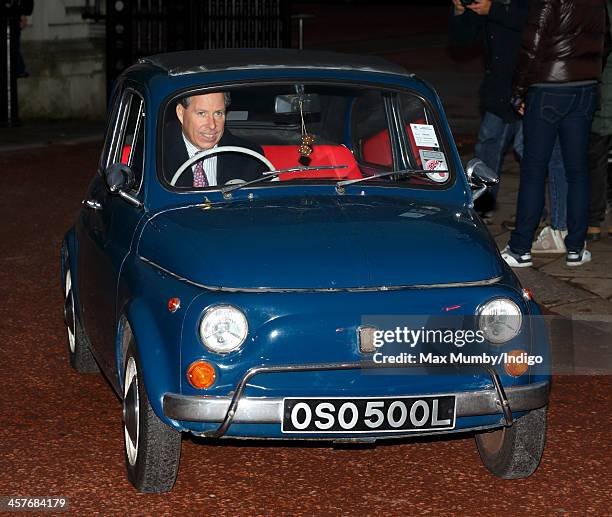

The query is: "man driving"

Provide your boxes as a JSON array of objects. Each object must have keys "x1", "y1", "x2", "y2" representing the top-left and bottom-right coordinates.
[{"x1": 164, "y1": 92, "x2": 267, "y2": 187}]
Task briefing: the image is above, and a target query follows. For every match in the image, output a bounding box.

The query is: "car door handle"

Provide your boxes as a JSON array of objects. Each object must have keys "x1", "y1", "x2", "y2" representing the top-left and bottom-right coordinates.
[{"x1": 83, "y1": 199, "x2": 103, "y2": 211}]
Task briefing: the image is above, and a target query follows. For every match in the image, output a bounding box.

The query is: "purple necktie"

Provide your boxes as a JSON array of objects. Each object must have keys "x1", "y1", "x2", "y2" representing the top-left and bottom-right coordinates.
[{"x1": 193, "y1": 160, "x2": 209, "y2": 187}]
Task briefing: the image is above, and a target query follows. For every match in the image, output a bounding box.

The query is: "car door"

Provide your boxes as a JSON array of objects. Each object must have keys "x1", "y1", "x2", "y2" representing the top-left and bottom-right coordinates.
[{"x1": 76, "y1": 86, "x2": 147, "y2": 373}]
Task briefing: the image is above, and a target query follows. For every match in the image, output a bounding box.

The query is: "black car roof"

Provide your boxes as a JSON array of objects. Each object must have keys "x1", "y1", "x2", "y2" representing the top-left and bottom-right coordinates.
[{"x1": 138, "y1": 48, "x2": 410, "y2": 77}]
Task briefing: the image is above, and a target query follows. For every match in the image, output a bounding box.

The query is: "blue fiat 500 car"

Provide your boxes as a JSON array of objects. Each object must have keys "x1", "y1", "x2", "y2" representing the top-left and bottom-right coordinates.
[{"x1": 61, "y1": 49, "x2": 550, "y2": 492}]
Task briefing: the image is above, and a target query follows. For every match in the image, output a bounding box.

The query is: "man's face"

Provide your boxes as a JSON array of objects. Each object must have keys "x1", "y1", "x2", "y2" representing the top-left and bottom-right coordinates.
[{"x1": 176, "y1": 93, "x2": 226, "y2": 150}]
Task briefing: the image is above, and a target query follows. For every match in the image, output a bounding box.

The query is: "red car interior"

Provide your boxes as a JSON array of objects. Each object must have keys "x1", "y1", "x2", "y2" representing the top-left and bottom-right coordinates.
[
  {"x1": 121, "y1": 145, "x2": 132, "y2": 165},
  {"x1": 362, "y1": 119, "x2": 432, "y2": 168}
]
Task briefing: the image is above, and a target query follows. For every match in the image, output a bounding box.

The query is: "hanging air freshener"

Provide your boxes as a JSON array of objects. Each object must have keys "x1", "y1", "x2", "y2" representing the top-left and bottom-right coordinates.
[
  {"x1": 298, "y1": 142, "x2": 313, "y2": 157},
  {"x1": 298, "y1": 98, "x2": 315, "y2": 162}
]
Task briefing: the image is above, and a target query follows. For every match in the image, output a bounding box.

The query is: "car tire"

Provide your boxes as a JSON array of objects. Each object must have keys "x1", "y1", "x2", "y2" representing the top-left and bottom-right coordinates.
[
  {"x1": 63, "y1": 266, "x2": 98, "y2": 373},
  {"x1": 475, "y1": 405, "x2": 547, "y2": 479},
  {"x1": 123, "y1": 340, "x2": 181, "y2": 493}
]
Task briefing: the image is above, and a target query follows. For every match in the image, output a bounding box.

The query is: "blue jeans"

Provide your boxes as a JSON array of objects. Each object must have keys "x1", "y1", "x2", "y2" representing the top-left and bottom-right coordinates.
[
  {"x1": 547, "y1": 143, "x2": 567, "y2": 231},
  {"x1": 513, "y1": 124, "x2": 567, "y2": 230},
  {"x1": 474, "y1": 112, "x2": 522, "y2": 200},
  {"x1": 509, "y1": 84, "x2": 599, "y2": 253},
  {"x1": 475, "y1": 112, "x2": 567, "y2": 230}
]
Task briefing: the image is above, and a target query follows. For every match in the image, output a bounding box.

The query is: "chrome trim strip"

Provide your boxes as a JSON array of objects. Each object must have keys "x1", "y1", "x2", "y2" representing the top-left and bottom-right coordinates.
[
  {"x1": 167, "y1": 65, "x2": 409, "y2": 77},
  {"x1": 118, "y1": 190, "x2": 143, "y2": 208},
  {"x1": 139, "y1": 256, "x2": 502, "y2": 293}
]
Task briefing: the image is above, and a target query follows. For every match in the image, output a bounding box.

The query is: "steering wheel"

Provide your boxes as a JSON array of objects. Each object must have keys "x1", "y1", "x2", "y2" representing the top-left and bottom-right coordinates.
[{"x1": 170, "y1": 145, "x2": 276, "y2": 187}]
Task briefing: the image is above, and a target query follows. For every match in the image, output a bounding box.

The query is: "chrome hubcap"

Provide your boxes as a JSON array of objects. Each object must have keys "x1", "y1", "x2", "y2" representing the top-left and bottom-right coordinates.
[
  {"x1": 65, "y1": 271, "x2": 76, "y2": 353},
  {"x1": 123, "y1": 356, "x2": 139, "y2": 466}
]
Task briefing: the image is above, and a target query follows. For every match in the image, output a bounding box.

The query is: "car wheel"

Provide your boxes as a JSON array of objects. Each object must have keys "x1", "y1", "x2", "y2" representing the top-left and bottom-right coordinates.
[
  {"x1": 475, "y1": 406, "x2": 547, "y2": 479},
  {"x1": 123, "y1": 340, "x2": 181, "y2": 493},
  {"x1": 64, "y1": 268, "x2": 98, "y2": 373}
]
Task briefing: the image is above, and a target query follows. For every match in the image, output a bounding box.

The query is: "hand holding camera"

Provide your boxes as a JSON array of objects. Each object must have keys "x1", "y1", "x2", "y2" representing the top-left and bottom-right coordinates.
[
  {"x1": 452, "y1": 0, "x2": 466, "y2": 15},
  {"x1": 453, "y1": 0, "x2": 492, "y2": 16}
]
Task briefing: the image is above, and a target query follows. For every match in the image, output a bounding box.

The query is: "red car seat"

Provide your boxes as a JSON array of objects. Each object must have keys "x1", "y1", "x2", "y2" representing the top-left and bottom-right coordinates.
[
  {"x1": 262, "y1": 145, "x2": 362, "y2": 180},
  {"x1": 362, "y1": 119, "x2": 432, "y2": 168}
]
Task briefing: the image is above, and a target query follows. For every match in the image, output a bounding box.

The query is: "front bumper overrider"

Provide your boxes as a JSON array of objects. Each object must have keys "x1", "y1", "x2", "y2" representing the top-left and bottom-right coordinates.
[{"x1": 163, "y1": 362, "x2": 550, "y2": 438}]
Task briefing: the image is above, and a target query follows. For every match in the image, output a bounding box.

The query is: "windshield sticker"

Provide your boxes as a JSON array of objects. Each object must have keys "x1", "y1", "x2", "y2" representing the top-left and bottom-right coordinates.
[
  {"x1": 419, "y1": 150, "x2": 449, "y2": 183},
  {"x1": 410, "y1": 123, "x2": 440, "y2": 148},
  {"x1": 425, "y1": 171, "x2": 449, "y2": 183}
]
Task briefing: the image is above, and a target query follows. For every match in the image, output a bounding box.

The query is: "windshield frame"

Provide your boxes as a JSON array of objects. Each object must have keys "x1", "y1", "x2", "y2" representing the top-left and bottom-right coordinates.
[{"x1": 156, "y1": 78, "x2": 457, "y2": 194}]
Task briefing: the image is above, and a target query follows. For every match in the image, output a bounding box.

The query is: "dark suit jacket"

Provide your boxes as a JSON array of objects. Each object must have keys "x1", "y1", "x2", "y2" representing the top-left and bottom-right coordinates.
[{"x1": 163, "y1": 118, "x2": 267, "y2": 188}]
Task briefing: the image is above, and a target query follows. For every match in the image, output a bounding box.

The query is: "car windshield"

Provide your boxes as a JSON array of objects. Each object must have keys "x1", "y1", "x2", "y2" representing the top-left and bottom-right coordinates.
[{"x1": 161, "y1": 82, "x2": 453, "y2": 191}]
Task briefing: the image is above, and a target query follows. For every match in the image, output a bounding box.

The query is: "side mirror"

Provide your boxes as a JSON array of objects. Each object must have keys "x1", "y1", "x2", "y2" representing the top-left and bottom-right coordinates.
[
  {"x1": 465, "y1": 158, "x2": 498, "y2": 201},
  {"x1": 465, "y1": 158, "x2": 499, "y2": 185},
  {"x1": 105, "y1": 163, "x2": 136, "y2": 193}
]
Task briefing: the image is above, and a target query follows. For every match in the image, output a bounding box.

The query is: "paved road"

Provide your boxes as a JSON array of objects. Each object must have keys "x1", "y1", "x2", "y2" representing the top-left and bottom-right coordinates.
[{"x1": 1, "y1": 143, "x2": 610, "y2": 515}]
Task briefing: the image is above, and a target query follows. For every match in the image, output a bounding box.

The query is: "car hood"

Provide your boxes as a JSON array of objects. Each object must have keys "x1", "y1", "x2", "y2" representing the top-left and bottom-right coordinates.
[{"x1": 138, "y1": 196, "x2": 503, "y2": 289}]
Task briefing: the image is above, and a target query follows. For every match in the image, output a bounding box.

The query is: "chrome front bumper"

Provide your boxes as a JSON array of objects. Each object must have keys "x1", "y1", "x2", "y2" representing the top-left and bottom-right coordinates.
[{"x1": 163, "y1": 362, "x2": 550, "y2": 438}]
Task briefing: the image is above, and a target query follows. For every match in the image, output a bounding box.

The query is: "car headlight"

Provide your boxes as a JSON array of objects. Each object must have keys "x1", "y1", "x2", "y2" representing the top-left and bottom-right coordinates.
[
  {"x1": 478, "y1": 298, "x2": 522, "y2": 344},
  {"x1": 199, "y1": 305, "x2": 248, "y2": 354}
]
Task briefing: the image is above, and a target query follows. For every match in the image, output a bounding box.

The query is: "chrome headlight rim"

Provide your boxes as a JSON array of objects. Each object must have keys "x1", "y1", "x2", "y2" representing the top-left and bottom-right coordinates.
[
  {"x1": 198, "y1": 304, "x2": 248, "y2": 355},
  {"x1": 476, "y1": 297, "x2": 523, "y2": 345}
]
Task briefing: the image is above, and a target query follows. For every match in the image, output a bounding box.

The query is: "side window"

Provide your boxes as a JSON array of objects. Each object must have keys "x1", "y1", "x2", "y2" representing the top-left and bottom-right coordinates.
[
  {"x1": 351, "y1": 92, "x2": 393, "y2": 170},
  {"x1": 398, "y1": 94, "x2": 447, "y2": 174},
  {"x1": 99, "y1": 90, "x2": 123, "y2": 174},
  {"x1": 100, "y1": 90, "x2": 146, "y2": 191},
  {"x1": 117, "y1": 93, "x2": 145, "y2": 191}
]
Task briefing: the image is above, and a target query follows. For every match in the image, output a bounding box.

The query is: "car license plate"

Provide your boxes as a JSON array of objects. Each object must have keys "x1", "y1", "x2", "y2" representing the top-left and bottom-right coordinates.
[{"x1": 281, "y1": 395, "x2": 456, "y2": 433}]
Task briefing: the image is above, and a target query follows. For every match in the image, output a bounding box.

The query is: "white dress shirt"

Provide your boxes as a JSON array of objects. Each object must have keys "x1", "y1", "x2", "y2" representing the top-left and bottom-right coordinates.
[{"x1": 182, "y1": 133, "x2": 218, "y2": 186}]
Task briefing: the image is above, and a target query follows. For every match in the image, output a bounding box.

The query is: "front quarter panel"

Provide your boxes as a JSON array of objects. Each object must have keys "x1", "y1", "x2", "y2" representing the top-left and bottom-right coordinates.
[{"x1": 117, "y1": 254, "x2": 204, "y2": 428}]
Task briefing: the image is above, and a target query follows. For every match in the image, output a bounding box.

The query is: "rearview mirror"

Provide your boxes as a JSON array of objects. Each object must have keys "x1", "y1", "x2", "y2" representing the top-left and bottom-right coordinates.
[{"x1": 274, "y1": 94, "x2": 321, "y2": 115}]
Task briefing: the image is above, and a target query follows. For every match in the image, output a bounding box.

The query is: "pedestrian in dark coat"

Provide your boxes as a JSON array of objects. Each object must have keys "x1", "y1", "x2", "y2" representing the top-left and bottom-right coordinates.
[
  {"x1": 449, "y1": 0, "x2": 528, "y2": 220},
  {"x1": 586, "y1": 0, "x2": 612, "y2": 241},
  {"x1": 502, "y1": 0, "x2": 610, "y2": 267},
  {"x1": 450, "y1": 0, "x2": 569, "y2": 241}
]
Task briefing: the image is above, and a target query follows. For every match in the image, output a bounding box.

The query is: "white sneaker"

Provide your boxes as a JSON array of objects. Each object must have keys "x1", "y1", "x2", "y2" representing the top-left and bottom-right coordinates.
[
  {"x1": 566, "y1": 248, "x2": 592, "y2": 266},
  {"x1": 531, "y1": 226, "x2": 567, "y2": 254}
]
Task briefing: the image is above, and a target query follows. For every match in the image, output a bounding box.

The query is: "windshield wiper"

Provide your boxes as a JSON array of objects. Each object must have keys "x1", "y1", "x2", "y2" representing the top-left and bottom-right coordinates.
[
  {"x1": 335, "y1": 168, "x2": 428, "y2": 194},
  {"x1": 220, "y1": 165, "x2": 348, "y2": 198}
]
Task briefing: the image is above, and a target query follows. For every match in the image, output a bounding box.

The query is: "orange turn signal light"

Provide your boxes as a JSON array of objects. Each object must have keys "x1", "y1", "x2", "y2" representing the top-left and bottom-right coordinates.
[
  {"x1": 187, "y1": 361, "x2": 216, "y2": 389},
  {"x1": 503, "y1": 349, "x2": 530, "y2": 378},
  {"x1": 168, "y1": 297, "x2": 181, "y2": 313}
]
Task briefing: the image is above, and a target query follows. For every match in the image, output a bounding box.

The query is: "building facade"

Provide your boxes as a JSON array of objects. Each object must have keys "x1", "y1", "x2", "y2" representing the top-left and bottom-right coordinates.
[{"x1": 19, "y1": 0, "x2": 106, "y2": 119}]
